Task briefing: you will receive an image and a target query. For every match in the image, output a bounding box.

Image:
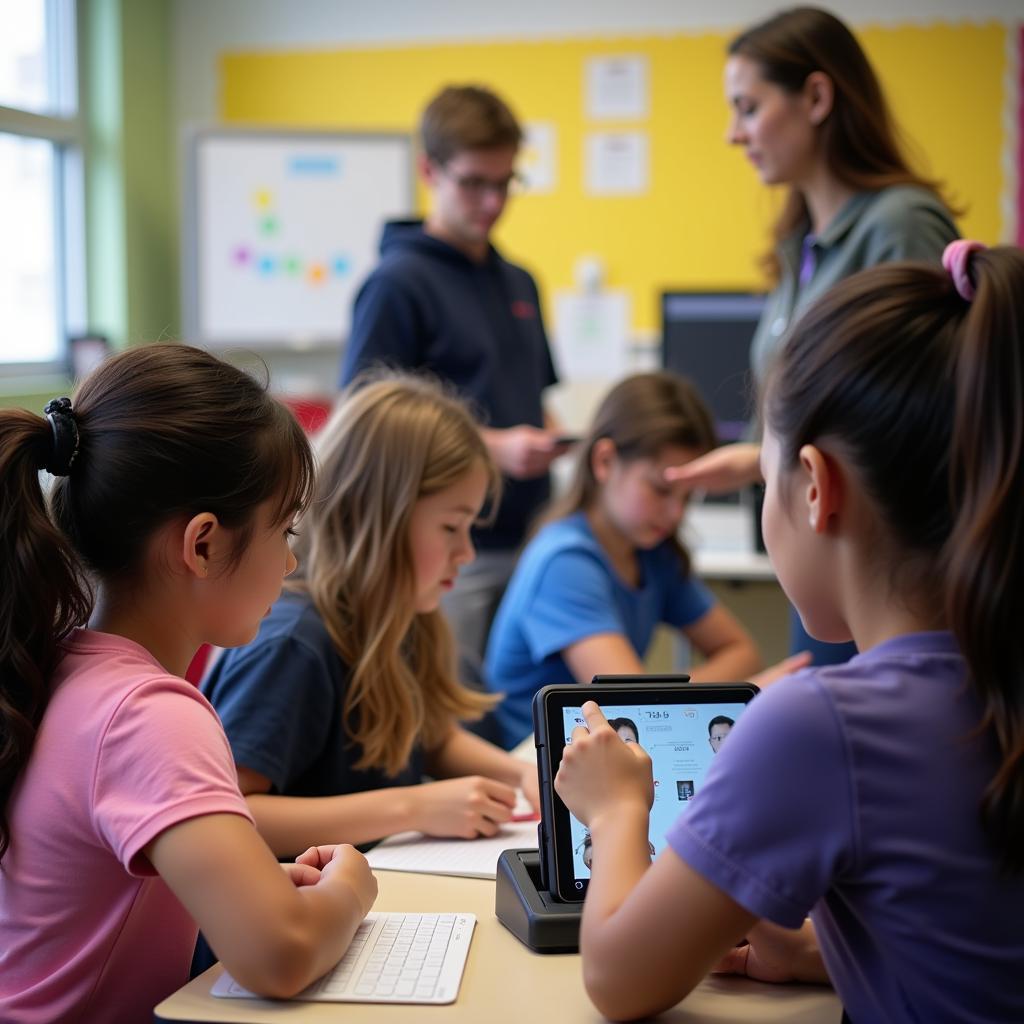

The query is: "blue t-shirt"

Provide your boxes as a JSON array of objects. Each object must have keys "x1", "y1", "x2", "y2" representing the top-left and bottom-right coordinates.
[
  {"x1": 340, "y1": 220, "x2": 558, "y2": 551},
  {"x1": 667, "y1": 632, "x2": 1024, "y2": 1024},
  {"x1": 201, "y1": 590, "x2": 424, "y2": 801},
  {"x1": 484, "y1": 513, "x2": 714, "y2": 748}
]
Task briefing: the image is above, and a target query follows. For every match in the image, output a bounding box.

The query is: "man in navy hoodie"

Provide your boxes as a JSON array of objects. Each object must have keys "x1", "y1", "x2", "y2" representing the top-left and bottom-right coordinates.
[{"x1": 340, "y1": 84, "x2": 566, "y2": 667}]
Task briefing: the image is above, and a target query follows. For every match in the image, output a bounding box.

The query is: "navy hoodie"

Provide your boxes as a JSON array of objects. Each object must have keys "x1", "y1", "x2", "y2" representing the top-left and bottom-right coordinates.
[{"x1": 340, "y1": 220, "x2": 558, "y2": 550}]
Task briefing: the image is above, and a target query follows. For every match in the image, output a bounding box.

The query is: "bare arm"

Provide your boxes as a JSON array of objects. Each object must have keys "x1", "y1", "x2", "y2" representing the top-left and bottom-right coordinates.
[
  {"x1": 146, "y1": 814, "x2": 376, "y2": 998},
  {"x1": 563, "y1": 632, "x2": 647, "y2": 683},
  {"x1": 683, "y1": 604, "x2": 762, "y2": 682},
  {"x1": 555, "y1": 702, "x2": 756, "y2": 1020},
  {"x1": 664, "y1": 442, "x2": 762, "y2": 494},
  {"x1": 425, "y1": 725, "x2": 539, "y2": 813},
  {"x1": 238, "y1": 765, "x2": 420, "y2": 856}
]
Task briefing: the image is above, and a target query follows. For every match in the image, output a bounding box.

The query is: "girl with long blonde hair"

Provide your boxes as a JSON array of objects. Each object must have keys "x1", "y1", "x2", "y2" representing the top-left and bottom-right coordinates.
[{"x1": 202, "y1": 374, "x2": 538, "y2": 857}]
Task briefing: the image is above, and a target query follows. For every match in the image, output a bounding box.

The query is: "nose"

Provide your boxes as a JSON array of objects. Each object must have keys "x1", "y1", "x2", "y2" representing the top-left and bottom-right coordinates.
[
  {"x1": 726, "y1": 112, "x2": 745, "y2": 146},
  {"x1": 455, "y1": 531, "x2": 476, "y2": 567},
  {"x1": 480, "y1": 188, "x2": 506, "y2": 216},
  {"x1": 284, "y1": 546, "x2": 298, "y2": 578}
]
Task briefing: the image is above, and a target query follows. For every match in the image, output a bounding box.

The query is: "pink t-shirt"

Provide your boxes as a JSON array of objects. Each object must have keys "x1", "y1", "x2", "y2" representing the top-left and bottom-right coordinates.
[{"x1": 0, "y1": 630, "x2": 254, "y2": 1024}]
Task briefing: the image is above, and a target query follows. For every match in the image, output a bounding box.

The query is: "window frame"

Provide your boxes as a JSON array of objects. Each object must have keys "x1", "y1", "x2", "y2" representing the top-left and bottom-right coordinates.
[{"x1": 0, "y1": 0, "x2": 85, "y2": 381}]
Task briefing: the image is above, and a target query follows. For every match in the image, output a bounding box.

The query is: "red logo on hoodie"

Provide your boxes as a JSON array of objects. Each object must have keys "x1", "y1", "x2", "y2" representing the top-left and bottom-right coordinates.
[{"x1": 511, "y1": 299, "x2": 537, "y2": 320}]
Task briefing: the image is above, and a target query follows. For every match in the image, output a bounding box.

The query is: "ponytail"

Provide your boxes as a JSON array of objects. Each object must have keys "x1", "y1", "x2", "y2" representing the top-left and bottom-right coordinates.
[
  {"x1": 0, "y1": 410, "x2": 92, "y2": 860},
  {"x1": 764, "y1": 246, "x2": 1024, "y2": 874},
  {"x1": 946, "y1": 246, "x2": 1024, "y2": 873}
]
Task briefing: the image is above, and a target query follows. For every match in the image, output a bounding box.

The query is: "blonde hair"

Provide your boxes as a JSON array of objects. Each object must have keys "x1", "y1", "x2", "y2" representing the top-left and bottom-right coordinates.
[{"x1": 292, "y1": 374, "x2": 500, "y2": 776}]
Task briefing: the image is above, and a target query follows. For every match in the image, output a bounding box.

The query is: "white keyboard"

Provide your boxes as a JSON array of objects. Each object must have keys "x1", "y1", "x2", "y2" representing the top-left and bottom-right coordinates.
[{"x1": 211, "y1": 912, "x2": 475, "y2": 1005}]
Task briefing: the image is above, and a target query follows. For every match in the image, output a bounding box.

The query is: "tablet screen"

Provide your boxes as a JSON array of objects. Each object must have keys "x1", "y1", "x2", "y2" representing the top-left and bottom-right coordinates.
[{"x1": 559, "y1": 698, "x2": 747, "y2": 885}]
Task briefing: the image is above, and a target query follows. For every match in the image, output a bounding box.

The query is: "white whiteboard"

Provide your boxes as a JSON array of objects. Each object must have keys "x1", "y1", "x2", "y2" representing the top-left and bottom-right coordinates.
[{"x1": 183, "y1": 129, "x2": 413, "y2": 348}]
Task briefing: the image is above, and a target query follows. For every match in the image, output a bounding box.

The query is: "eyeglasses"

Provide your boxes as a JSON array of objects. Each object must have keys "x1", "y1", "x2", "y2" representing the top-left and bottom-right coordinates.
[{"x1": 439, "y1": 165, "x2": 526, "y2": 198}]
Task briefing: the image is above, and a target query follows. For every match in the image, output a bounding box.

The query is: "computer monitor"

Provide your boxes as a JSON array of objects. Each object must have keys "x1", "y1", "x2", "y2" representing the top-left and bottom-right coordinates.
[{"x1": 660, "y1": 291, "x2": 766, "y2": 442}]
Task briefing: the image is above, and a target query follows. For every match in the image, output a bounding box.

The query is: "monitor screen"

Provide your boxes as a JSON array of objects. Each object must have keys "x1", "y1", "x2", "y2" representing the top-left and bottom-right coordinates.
[{"x1": 660, "y1": 292, "x2": 765, "y2": 441}]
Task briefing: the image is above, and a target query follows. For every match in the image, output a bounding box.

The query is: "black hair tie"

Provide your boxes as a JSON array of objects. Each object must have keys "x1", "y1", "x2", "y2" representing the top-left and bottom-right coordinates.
[{"x1": 43, "y1": 397, "x2": 80, "y2": 476}]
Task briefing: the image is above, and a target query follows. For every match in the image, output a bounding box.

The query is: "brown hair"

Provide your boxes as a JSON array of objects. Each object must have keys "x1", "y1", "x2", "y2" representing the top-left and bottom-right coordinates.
[
  {"x1": 541, "y1": 372, "x2": 717, "y2": 575},
  {"x1": 420, "y1": 85, "x2": 522, "y2": 165},
  {"x1": 763, "y1": 247, "x2": 1024, "y2": 873},
  {"x1": 728, "y1": 7, "x2": 954, "y2": 282},
  {"x1": 0, "y1": 344, "x2": 313, "y2": 860},
  {"x1": 292, "y1": 374, "x2": 500, "y2": 776}
]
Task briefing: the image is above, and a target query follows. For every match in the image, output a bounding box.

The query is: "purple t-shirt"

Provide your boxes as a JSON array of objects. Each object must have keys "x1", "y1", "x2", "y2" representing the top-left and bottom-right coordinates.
[{"x1": 667, "y1": 632, "x2": 1024, "y2": 1023}]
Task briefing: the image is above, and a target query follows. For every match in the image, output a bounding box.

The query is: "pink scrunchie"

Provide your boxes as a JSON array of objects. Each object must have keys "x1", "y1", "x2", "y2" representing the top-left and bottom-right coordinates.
[{"x1": 942, "y1": 240, "x2": 986, "y2": 302}]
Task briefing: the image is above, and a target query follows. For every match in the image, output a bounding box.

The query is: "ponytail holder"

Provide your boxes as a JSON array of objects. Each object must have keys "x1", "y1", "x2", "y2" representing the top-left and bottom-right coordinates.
[
  {"x1": 43, "y1": 397, "x2": 80, "y2": 476},
  {"x1": 942, "y1": 239, "x2": 986, "y2": 302}
]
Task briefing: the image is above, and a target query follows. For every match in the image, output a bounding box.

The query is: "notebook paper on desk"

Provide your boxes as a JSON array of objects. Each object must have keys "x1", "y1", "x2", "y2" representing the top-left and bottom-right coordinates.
[
  {"x1": 212, "y1": 912, "x2": 475, "y2": 1005},
  {"x1": 366, "y1": 820, "x2": 539, "y2": 878}
]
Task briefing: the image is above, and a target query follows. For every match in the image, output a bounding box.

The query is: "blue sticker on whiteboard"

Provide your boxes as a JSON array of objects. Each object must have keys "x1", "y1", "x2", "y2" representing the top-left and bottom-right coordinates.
[
  {"x1": 332, "y1": 255, "x2": 352, "y2": 276},
  {"x1": 258, "y1": 255, "x2": 276, "y2": 275},
  {"x1": 289, "y1": 155, "x2": 341, "y2": 176}
]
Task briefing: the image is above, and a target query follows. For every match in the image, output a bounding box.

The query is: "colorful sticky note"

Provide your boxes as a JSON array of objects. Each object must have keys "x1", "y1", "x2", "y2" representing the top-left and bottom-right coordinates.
[
  {"x1": 283, "y1": 255, "x2": 302, "y2": 276},
  {"x1": 254, "y1": 189, "x2": 272, "y2": 210},
  {"x1": 307, "y1": 263, "x2": 326, "y2": 285},
  {"x1": 258, "y1": 255, "x2": 276, "y2": 275},
  {"x1": 332, "y1": 255, "x2": 351, "y2": 276},
  {"x1": 260, "y1": 214, "x2": 279, "y2": 236},
  {"x1": 232, "y1": 245, "x2": 251, "y2": 266}
]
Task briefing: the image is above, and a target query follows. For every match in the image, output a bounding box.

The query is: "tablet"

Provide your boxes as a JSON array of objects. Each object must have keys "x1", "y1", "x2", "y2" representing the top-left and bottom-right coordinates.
[{"x1": 533, "y1": 681, "x2": 758, "y2": 902}]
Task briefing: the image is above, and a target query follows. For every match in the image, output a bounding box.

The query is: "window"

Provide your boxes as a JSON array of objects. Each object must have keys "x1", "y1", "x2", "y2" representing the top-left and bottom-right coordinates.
[{"x1": 0, "y1": 0, "x2": 83, "y2": 374}]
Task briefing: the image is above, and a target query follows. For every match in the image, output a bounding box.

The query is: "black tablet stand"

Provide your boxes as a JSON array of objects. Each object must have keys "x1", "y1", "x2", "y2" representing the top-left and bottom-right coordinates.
[{"x1": 495, "y1": 848, "x2": 582, "y2": 953}]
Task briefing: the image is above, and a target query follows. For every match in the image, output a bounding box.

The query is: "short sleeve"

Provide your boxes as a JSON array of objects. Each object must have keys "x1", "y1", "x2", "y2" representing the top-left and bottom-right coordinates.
[
  {"x1": 340, "y1": 272, "x2": 424, "y2": 385},
  {"x1": 661, "y1": 569, "x2": 715, "y2": 630},
  {"x1": 666, "y1": 674, "x2": 857, "y2": 928},
  {"x1": 92, "y1": 679, "x2": 252, "y2": 876},
  {"x1": 207, "y1": 636, "x2": 338, "y2": 793},
  {"x1": 521, "y1": 548, "x2": 624, "y2": 661}
]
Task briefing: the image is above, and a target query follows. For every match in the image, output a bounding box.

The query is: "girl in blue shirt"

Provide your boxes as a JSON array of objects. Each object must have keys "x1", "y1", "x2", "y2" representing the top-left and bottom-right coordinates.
[
  {"x1": 485, "y1": 371, "x2": 789, "y2": 748},
  {"x1": 553, "y1": 243, "x2": 1024, "y2": 1023}
]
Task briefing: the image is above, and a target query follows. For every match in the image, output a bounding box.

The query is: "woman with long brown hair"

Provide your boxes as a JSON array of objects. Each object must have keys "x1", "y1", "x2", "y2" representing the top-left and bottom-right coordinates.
[{"x1": 675, "y1": 6, "x2": 960, "y2": 665}]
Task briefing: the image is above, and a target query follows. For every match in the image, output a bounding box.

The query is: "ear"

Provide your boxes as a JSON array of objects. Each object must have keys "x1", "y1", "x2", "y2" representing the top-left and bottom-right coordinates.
[
  {"x1": 797, "y1": 444, "x2": 842, "y2": 534},
  {"x1": 590, "y1": 438, "x2": 618, "y2": 485},
  {"x1": 417, "y1": 152, "x2": 440, "y2": 187},
  {"x1": 181, "y1": 512, "x2": 222, "y2": 580},
  {"x1": 803, "y1": 70, "x2": 834, "y2": 127}
]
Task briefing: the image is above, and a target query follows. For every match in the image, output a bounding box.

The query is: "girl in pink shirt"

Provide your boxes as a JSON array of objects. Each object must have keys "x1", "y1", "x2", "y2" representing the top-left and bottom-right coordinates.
[{"x1": 0, "y1": 344, "x2": 377, "y2": 1023}]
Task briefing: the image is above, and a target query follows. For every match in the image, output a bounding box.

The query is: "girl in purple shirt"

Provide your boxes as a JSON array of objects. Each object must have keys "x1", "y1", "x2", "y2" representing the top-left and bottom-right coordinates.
[{"x1": 554, "y1": 242, "x2": 1024, "y2": 1024}]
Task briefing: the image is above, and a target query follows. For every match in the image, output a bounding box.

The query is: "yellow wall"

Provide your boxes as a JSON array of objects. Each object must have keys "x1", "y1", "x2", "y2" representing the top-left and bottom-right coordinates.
[{"x1": 221, "y1": 23, "x2": 1007, "y2": 333}]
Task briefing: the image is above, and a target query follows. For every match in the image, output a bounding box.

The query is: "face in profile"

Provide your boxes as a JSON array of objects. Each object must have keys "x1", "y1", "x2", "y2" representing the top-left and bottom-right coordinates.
[{"x1": 708, "y1": 717, "x2": 734, "y2": 754}]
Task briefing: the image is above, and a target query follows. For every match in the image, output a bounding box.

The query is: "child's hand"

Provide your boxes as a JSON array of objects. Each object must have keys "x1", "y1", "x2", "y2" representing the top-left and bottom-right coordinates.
[
  {"x1": 297, "y1": 844, "x2": 378, "y2": 916},
  {"x1": 412, "y1": 776, "x2": 517, "y2": 838},
  {"x1": 712, "y1": 919, "x2": 829, "y2": 985},
  {"x1": 281, "y1": 861, "x2": 321, "y2": 887},
  {"x1": 555, "y1": 701, "x2": 654, "y2": 827},
  {"x1": 750, "y1": 651, "x2": 812, "y2": 690}
]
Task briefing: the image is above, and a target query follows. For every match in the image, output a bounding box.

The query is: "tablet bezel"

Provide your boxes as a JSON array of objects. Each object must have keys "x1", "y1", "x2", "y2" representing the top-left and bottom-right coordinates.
[{"x1": 533, "y1": 681, "x2": 759, "y2": 903}]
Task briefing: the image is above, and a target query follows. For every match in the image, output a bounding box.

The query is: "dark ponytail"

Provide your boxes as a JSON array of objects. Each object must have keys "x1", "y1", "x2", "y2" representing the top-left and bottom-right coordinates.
[
  {"x1": 946, "y1": 247, "x2": 1024, "y2": 873},
  {"x1": 0, "y1": 344, "x2": 314, "y2": 861},
  {"x1": 0, "y1": 412, "x2": 92, "y2": 861},
  {"x1": 763, "y1": 247, "x2": 1024, "y2": 873}
]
